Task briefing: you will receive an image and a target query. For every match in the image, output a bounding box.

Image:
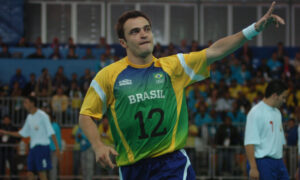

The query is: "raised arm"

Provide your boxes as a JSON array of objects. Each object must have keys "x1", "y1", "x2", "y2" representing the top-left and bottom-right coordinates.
[
  {"x1": 206, "y1": 1, "x2": 285, "y2": 65},
  {"x1": 79, "y1": 114, "x2": 118, "y2": 169}
]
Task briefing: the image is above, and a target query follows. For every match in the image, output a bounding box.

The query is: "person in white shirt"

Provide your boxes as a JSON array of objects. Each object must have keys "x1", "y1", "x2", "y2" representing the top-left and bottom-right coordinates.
[
  {"x1": 0, "y1": 96, "x2": 60, "y2": 180},
  {"x1": 244, "y1": 80, "x2": 289, "y2": 180}
]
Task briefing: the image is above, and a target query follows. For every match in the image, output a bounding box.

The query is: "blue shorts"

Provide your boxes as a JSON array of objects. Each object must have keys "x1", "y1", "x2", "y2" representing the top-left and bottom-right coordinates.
[
  {"x1": 247, "y1": 157, "x2": 289, "y2": 180},
  {"x1": 119, "y1": 149, "x2": 195, "y2": 180},
  {"x1": 27, "y1": 145, "x2": 52, "y2": 172}
]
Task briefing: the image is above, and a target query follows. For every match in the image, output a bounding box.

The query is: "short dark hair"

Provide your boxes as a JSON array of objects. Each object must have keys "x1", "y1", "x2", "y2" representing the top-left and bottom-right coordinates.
[
  {"x1": 26, "y1": 95, "x2": 37, "y2": 107},
  {"x1": 116, "y1": 10, "x2": 151, "y2": 40},
  {"x1": 265, "y1": 80, "x2": 288, "y2": 98}
]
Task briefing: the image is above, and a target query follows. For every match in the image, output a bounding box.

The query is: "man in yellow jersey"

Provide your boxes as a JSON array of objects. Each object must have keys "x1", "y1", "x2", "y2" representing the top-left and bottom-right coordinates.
[{"x1": 79, "y1": 2, "x2": 284, "y2": 179}]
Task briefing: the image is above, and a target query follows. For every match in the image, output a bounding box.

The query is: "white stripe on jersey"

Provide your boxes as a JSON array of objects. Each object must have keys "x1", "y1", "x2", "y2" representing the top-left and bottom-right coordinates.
[
  {"x1": 177, "y1": 53, "x2": 206, "y2": 81},
  {"x1": 90, "y1": 80, "x2": 107, "y2": 114}
]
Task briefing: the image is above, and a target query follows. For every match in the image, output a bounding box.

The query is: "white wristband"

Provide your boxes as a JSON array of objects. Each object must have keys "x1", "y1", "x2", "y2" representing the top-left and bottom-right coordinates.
[{"x1": 242, "y1": 23, "x2": 260, "y2": 40}]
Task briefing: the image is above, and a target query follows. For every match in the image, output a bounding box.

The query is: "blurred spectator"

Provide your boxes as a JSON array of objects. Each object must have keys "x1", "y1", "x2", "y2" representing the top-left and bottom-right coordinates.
[
  {"x1": 257, "y1": 58, "x2": 271, "y2": 81},
  {"x1": 228, "y1": 79, "x2": 242, "y2": 99},
  {"x1": 238, "y1": 42, "x2": 253, "y2": 61},
  {"x1": 236, "y1": 63, "x2": 252, "y2": 85},
  {"x1": 206, "y1": 89, "x2": 219, "y2": 110},
  {"x1": 97, "y1": 37, "x2": 108, "y2": 49},
  {"x1": 17, "y1": 37, "x2": 29, "y2": 47},
  {"x1": 285, "y1": 118, "x2": 298, "y2": 146},
  {"x1": 82, "y1": 48, "x2": 95, "y2": 59},
  {"x1": 190, "y1": 40, "x2": 200, "y2": 52},
  {"x1": 216, "y1": 78, "x2": 228, "y2": 95},
  {"x1": 69, "y1": 81, "x2": 82, "y2": 122},
  {"x1": 245, "y1": 81, "x2": 258, "y2": 103},
  {"x1": 215, "y1": 116, "x2": 240, "y2": 175},
  {"x1": 103, "y1": 46, "x2": 114, "y2": 59},
  {"x1": 281, "y1": 56, "x2": 295, "y2": 79},
  {"x1": 97, "y1": 54, "x2": 114, "y2": 71},
  {"x1": 35, "y1": 36, "x2": 43, "y2": 48},
  {"x1": 65, "y1": 37, "x2": 76, "y2": 49},
  {"x1": 236, "y1": 92, "x2": 251, "y2": 114},
  {"x1": 291, "y1": 52, "x2": 300, "y2": 73},
  {"x1": 210, "y1": 63, "x2": 222, "y2": 84},
  {"x1": 23, "y1": 73, "x2": 37, "y2": 96},
  {"x1": 50, "y1": 47, "x2": 62, "y2": 60},
  {"x1": 27, "y1": 47, "x2": 45, "y2": 59},
  {"x1": 35, "y1": 68, "x2": 52, "y2": 97},
  {"x1": 53, "y1": 66, "x2": 69, "y2": 92},
  {"x1": 0, "y1": 44, "x2": 12, "y2": 58},
  {"x1": 194, "y1": 104, "x2": 212, "y2": 127},
  {"x1": 223, "y1": 66, "x2": 234, "y2": 85},
  {"x1": 230, "y1": 56, "x2": 241, "y2": 79},
  {"x1": 216, "y1": 91, "x2": 233, "y2": 113},
  {"x1": 226, "y1": 100, "x2": 246, "y2": 124},
  {"x1": 66, "y1": 47, "x2": 78, "y2": 59},
  {"x1": 275, "y1": 41, "x2": 287, "y2": 62},
  {"x1": 10, "y1": 81, "x2": 23, "y2": 97},
  {"x1": 164, "y1": 43, "x2": 177, "y2": 56},
  {"x1": 0, "y1": 36, "x2": 3, "y2": 46},
  {"x1": 51, "y1": 37, "x2": 60, "y2": 49},
  {"x1": 10, "y1": 68, "x2": 26, "y2": 90},
  {"x1": 49, "y1": 115, "x2": 62, "y2": 180},
  {"x1": 178, "y1": 39, "x2": 189, "y2": 53},
  {"x1": 70, "y1": 72, "x2": 79, "y2": 85},
  {"x1": 51, "y1": 87, "x2": 69, "y2": 123},
  {"x1": 80, "y1": 69, "x2": 93, "y2": 94},
  {"x1": 71, "y1": 124, "x2": 81, "y2": 177},
  {"x1": 153, "y1": 43, "x2": 164, "y2": 58},
  {"x1": 74, "y1": 127, "x2": 94, "y2": 180},
  {"x1": 267, "y1": 52, "x2": 282, "y2": 78},
  {"x1": 95, "y1": 116, "x2": 115, "y2": 175},
  {"x1": 0, "y1": 115, "x2": 20, "y2": 179}
]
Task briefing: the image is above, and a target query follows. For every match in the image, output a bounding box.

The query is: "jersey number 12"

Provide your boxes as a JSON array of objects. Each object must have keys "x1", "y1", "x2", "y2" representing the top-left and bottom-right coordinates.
[{"x1": 135, "y1": 108, "x2": 167, "y2": 139}]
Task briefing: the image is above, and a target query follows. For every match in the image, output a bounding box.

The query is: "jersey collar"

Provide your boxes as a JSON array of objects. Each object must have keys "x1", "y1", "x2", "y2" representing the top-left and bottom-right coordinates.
[{"x1": 125, "y1": 56, "x2": 157, "y2": 69}]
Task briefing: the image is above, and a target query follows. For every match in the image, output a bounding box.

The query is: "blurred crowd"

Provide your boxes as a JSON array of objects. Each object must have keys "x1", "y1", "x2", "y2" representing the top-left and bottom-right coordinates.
[{"x1": 1, "y1": 36, "x2": 300, "y2": 177}]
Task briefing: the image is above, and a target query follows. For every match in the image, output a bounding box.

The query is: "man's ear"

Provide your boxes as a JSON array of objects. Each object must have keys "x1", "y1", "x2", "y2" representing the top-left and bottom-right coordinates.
[{"x1": 119, "y1": 38, "x2": 127, "y2": 48}]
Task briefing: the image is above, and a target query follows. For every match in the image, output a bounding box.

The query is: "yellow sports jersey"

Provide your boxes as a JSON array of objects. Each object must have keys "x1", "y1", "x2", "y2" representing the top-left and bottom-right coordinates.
[{"x1": 80, "y1": 50, "x2": 210, "y2": 166}]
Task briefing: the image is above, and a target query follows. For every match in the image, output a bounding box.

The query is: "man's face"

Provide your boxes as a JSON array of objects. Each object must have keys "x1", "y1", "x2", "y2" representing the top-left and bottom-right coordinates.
[
  {"x1": 23, "y1": 98, "x2": 33, "y2": 112},
  {"x1": 121, "y1": 17, "x2": 154, "y2": 58},
  {"x1": 274, "y1": 90, "x2": 288, "y2": 108},
  {"x1": 2, "y1": 117, "x2": 11, "y2": 125}
]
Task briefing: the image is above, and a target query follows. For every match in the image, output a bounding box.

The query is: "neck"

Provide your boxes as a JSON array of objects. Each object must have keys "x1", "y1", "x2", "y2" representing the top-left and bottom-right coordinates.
[
  {"x1": 29, "y1": 107, "x2": 38, "y2": 114},
  {"x1": 263, "y1": 98, "x2": 275, "y2": 108},
  {"x1": 127, "y1": 51, "x2": 153, "y2": 65}
]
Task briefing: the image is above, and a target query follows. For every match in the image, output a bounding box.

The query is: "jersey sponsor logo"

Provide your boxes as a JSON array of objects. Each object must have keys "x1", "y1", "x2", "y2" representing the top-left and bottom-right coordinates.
[
  {"x1": 128, "y1": 90, "x2": 165, "y2": 104},
  {"x1": 119, "y1": 79, "x2": 132, "y2": 86}
]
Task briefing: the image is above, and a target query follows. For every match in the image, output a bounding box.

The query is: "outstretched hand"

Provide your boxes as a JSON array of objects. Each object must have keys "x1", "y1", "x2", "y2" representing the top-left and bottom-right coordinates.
[
  {"x1": 255, "y1": 1, "x2": 285, "y2": 32},
  {"x1": 94, "y1": 144, "x2": 119, "y2": 169}
]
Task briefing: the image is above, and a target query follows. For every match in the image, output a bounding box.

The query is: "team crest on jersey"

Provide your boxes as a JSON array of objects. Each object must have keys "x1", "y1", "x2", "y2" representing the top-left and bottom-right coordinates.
[
  {"x1": 154, "y1": 73, "x2": 164, "y2": 84},
  {"x1": 154, "y1": 73, "x2": 163, "y2": 79},
  {"x1": 119, "y1": 79, "x2": 132, "y2": 86}
]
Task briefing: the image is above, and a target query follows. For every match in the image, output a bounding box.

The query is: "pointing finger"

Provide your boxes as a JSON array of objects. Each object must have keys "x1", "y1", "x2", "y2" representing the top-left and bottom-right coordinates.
[{"x1": 266, "y1": 1, "x2": 276, "y2": 17}]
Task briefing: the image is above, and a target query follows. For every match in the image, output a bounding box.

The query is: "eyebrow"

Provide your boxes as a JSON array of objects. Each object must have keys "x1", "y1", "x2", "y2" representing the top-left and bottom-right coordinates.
[{"x1": 128, "y1": 25, "x2": 151, "y2": 34}]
